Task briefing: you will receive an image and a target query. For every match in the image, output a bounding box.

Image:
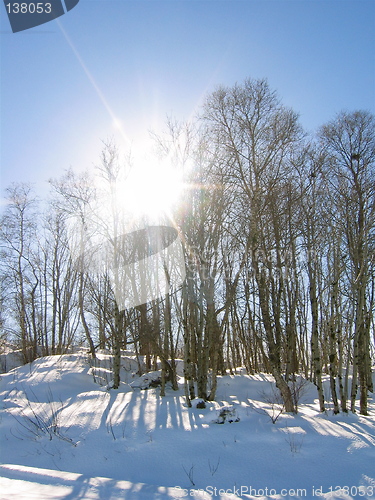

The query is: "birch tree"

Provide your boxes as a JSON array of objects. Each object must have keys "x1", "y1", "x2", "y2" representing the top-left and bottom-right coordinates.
[
  {"x1": 0, "y1": 184, "x2": 39, "y2": 363},
  {"x1": 202, "y1": 78, "x2": 304, "y2": 412},
  {"x1": 320, "y1": 110, "x2": 375, "y2": 415}
]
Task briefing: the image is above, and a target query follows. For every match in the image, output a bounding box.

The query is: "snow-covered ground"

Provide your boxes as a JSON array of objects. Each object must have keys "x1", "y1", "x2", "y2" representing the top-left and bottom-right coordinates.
[{"x1": 0, "y1": 353, "x2": 374, "y2": 499}]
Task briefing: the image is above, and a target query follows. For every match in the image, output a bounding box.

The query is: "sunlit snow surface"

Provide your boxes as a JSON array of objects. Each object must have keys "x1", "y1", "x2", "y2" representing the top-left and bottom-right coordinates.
[{"x1": 0, "y1": 353, "x2": 374, "y2": 499}]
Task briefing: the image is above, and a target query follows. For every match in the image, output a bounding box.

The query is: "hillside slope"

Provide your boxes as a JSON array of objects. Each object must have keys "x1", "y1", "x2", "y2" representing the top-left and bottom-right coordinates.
[{"x1": 0, "y1": 353, "x2": 374, "y2": 499}]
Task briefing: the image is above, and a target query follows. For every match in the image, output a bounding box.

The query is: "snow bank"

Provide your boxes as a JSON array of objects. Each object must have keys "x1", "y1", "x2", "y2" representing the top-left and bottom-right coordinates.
[{"x1": 0, "y1": 354, "x2": 374, "y2": 500}]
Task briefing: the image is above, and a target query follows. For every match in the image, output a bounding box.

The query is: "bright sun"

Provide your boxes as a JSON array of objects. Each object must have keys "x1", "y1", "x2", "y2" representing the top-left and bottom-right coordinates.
[{"x1": 117, "y1": 158, "x2": 184, "y2": 220}]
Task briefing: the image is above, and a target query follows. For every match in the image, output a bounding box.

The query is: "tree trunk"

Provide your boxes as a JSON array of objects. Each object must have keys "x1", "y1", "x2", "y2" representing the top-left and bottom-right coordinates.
[{"x1": 79, "y1": 274, "x2": 96, "y2": 358}]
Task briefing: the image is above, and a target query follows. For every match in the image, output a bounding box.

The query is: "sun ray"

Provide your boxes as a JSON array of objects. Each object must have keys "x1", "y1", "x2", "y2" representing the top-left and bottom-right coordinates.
[{"x1": 57, "y1": 20, "x2": 131, "y2": 148}]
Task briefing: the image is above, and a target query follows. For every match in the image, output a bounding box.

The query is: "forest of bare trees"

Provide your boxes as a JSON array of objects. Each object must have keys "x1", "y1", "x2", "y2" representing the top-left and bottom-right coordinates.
[{"x1": 1, "y1": 78, "x2": 374, "y2": 414}]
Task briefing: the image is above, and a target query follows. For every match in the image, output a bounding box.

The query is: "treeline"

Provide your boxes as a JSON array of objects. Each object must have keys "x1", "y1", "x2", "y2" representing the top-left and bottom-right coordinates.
[{"x1": 1, "y1": 78, "x2": 374, "y2": 414}]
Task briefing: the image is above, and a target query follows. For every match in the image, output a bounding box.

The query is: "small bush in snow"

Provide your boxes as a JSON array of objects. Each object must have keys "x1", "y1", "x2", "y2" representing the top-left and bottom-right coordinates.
[
  {"x1": 7, "y1": 385, "x2": 76, "y2": 446},
  {"x1": 213, "y1": 405, "x2": 240, "y2": 424},
  {"x1": 288, "y1": 376, "x2": 309, "y2": 411},
  {"x1": 130, "y1": 371, "x2": 163, "y2": 390},
  {"x1": 208, "y1": 457, "x2": 220, "y2": 476},
  {"x1": 284, "y1": 426, "x2": 305, "y2": 453},
  {"x1": 195, "y1": 399, "x2": 206, "y2": 409},
  {"x1": 258, "y1": 383, "x2": 285, "y2": 423},
  {"x1": 182, "y1": 463, "x2": 195, "y2": 486}
]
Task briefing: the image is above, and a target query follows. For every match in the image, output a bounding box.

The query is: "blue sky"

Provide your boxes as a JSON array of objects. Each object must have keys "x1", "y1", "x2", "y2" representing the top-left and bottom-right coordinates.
[{"x1": 1, "y1": 0, "x2": 374, "y2": 198}]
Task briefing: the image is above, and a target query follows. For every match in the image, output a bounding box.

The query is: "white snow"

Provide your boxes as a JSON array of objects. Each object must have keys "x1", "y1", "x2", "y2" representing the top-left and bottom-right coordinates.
[{"x1": 0, "y1": 353, "x2": 374, "y2": 499}]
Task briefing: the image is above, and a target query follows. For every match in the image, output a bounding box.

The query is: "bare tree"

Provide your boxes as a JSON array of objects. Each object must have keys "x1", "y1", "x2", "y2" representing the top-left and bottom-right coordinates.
[
  {"x1": 201, "y1": 78, "x2": 304, "y2": 412},
  {"x1": 319, "y1": 110, "x2": 375, "y2": 415},
  {"x1": 49, "y1": 169, "x2": 97, "y2": 358},
  {"x1": 0, "y1": 184, "x2": 39, "y2": 363}
]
